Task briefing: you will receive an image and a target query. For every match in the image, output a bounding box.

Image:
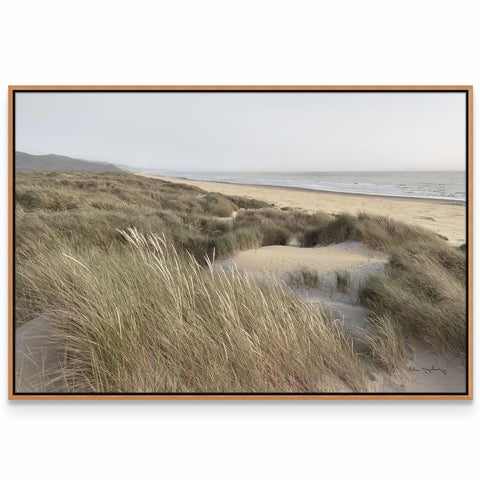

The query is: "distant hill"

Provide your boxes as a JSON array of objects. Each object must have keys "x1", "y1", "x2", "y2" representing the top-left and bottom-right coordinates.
[{"x1": 15, "y1": 152, "x2": 122, "y2": 173}]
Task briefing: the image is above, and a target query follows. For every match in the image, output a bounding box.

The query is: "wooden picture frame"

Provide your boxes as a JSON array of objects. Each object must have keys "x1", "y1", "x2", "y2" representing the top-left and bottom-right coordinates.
[{"x1": 8, "y1": 85, "x2": 473, "y2": 400}]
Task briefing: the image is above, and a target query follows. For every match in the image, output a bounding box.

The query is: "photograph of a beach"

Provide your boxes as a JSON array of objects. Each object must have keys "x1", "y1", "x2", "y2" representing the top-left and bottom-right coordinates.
[{"x1": 11, "y1": 89, "x2": 470, "y2": 397}]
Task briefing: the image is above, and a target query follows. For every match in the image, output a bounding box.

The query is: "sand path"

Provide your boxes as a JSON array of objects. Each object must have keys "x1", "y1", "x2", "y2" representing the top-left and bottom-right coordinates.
[{"x1": 142, "y1": 174, "x2": 466, "y2": 245}]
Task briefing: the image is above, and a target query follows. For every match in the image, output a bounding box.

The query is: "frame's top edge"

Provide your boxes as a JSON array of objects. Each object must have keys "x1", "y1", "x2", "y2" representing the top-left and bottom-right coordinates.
[{"x1": 8, "y1": 85, "x2": 473, "y2": 91}]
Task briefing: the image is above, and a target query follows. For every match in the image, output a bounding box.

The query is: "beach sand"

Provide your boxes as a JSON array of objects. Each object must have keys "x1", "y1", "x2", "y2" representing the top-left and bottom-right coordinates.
[{"x1": 141, "y1": 175, "x2": 466, "y2": 245}]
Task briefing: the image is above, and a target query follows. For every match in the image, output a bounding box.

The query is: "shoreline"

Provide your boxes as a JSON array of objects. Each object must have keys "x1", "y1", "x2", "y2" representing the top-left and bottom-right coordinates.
[
  {"x1": 170, "y1": 175, "x2": 466, "y2": 205},
  {"x1": 140, "y1": 173, "x2": 466, "y2": 245}
]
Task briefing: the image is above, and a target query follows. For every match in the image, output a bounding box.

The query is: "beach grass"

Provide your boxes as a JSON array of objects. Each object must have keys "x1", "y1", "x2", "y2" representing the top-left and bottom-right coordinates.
[
  {"x1": 359, "y1": 240, "x2": 466, "y2": 357},
  {"x1": 16, "y1": 228, "x2": 370, "y2": 393},
  {"x1": 15, "y1": 171, "x2": 466, "y2": 389}
]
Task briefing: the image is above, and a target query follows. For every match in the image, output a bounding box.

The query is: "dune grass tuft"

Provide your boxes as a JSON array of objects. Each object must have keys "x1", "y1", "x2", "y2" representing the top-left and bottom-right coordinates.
[
  {"x1": 302, "y1": 212, "x2": 445, "y2": 251},
  {"x1": 334, "y1": 270, "x2": 350, "y2": 292},
  {"x1": 360, "y1": 314, "x2": 408, "y2": 374},
  {"x1": 285, "y1": 267, "x2": 320, "y2": 288}
]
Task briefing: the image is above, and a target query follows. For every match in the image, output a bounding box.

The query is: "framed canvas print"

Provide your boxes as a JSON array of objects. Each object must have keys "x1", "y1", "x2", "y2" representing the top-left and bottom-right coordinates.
[{"x1": 8, "y1": 86, "x2": 473, "y2": 400}]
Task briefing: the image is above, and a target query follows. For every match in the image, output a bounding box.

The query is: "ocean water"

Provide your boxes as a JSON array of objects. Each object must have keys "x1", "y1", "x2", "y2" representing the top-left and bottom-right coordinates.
[{"x1": 165, "y1": 171, "x2": 466, "y2": 201}]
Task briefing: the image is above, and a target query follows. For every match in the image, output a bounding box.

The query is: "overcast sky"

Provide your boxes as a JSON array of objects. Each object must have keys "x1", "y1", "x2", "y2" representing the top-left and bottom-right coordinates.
[{"x1": 15, "y1": 91, "x2": 466, "y2": 171}]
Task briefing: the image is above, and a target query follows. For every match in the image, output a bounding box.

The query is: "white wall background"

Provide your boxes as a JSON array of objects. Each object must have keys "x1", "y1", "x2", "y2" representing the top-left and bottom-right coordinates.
[{"x1": 1, "y1": 1, "x2": 478, "y2": 478}]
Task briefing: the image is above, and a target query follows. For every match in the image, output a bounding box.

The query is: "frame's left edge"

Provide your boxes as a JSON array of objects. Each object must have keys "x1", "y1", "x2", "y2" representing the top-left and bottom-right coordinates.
[{"x1": 8, "y1": 86, "x2": 15, "y2": 400}]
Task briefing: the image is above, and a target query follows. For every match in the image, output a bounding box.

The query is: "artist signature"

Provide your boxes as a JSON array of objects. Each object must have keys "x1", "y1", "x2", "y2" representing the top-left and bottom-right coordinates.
[{"x1": 409, "y1": 366, "x2": 447, "y2": 375}]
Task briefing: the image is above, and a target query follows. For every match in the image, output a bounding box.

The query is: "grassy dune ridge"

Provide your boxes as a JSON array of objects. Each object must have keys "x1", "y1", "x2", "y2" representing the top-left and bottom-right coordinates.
[
  {"x1": 16, "y1": 228, "x2": 370, "y2": 392},
  {"x1": 15, "y1": 172, "x2": 466, "y2": 391},
  {"x1": 359, "y1": 240, "x2": 466, "y2": 357}
]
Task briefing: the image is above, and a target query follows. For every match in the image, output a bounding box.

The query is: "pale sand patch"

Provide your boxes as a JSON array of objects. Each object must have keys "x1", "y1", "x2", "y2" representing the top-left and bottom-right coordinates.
[
  {"x1": 216, "y1": 242, "x2": 387, "y2": 335},
  {"x1": 371, "y1": 341, "x2": 466, "y2": 394},
  {"x1": 15, "y1": 316, "x2": 66, "y2": 393},
  {"x1": 141, "y1": 174, "x2": 466, "y2": 245},
  {"x1": 219, "y1": 241, "x2": 386, "y2": 276},
  {"x1": 403, "y1": 342, "x2": 466, "y2": 393}
]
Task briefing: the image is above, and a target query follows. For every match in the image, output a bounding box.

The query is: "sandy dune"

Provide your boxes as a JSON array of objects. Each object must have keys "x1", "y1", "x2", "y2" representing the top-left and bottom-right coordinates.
[
  {"x1": 217, "y1": 241, "x2": 385, "y2": 277},
  {"x1": 142, "y1": 175, "x2": 466, "y2": 245},
  {"x1": 217, "y1": 242, "x2": 386, "y2": 334},
  {"x1": 216, "y1": 241, "x2": 466, "y2": 393}
]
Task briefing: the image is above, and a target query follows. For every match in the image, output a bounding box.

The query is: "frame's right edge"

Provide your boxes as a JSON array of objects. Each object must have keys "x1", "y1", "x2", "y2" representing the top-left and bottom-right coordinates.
[{"x1": 468, "y1": 85, "x2": 474, "y2": 400}]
